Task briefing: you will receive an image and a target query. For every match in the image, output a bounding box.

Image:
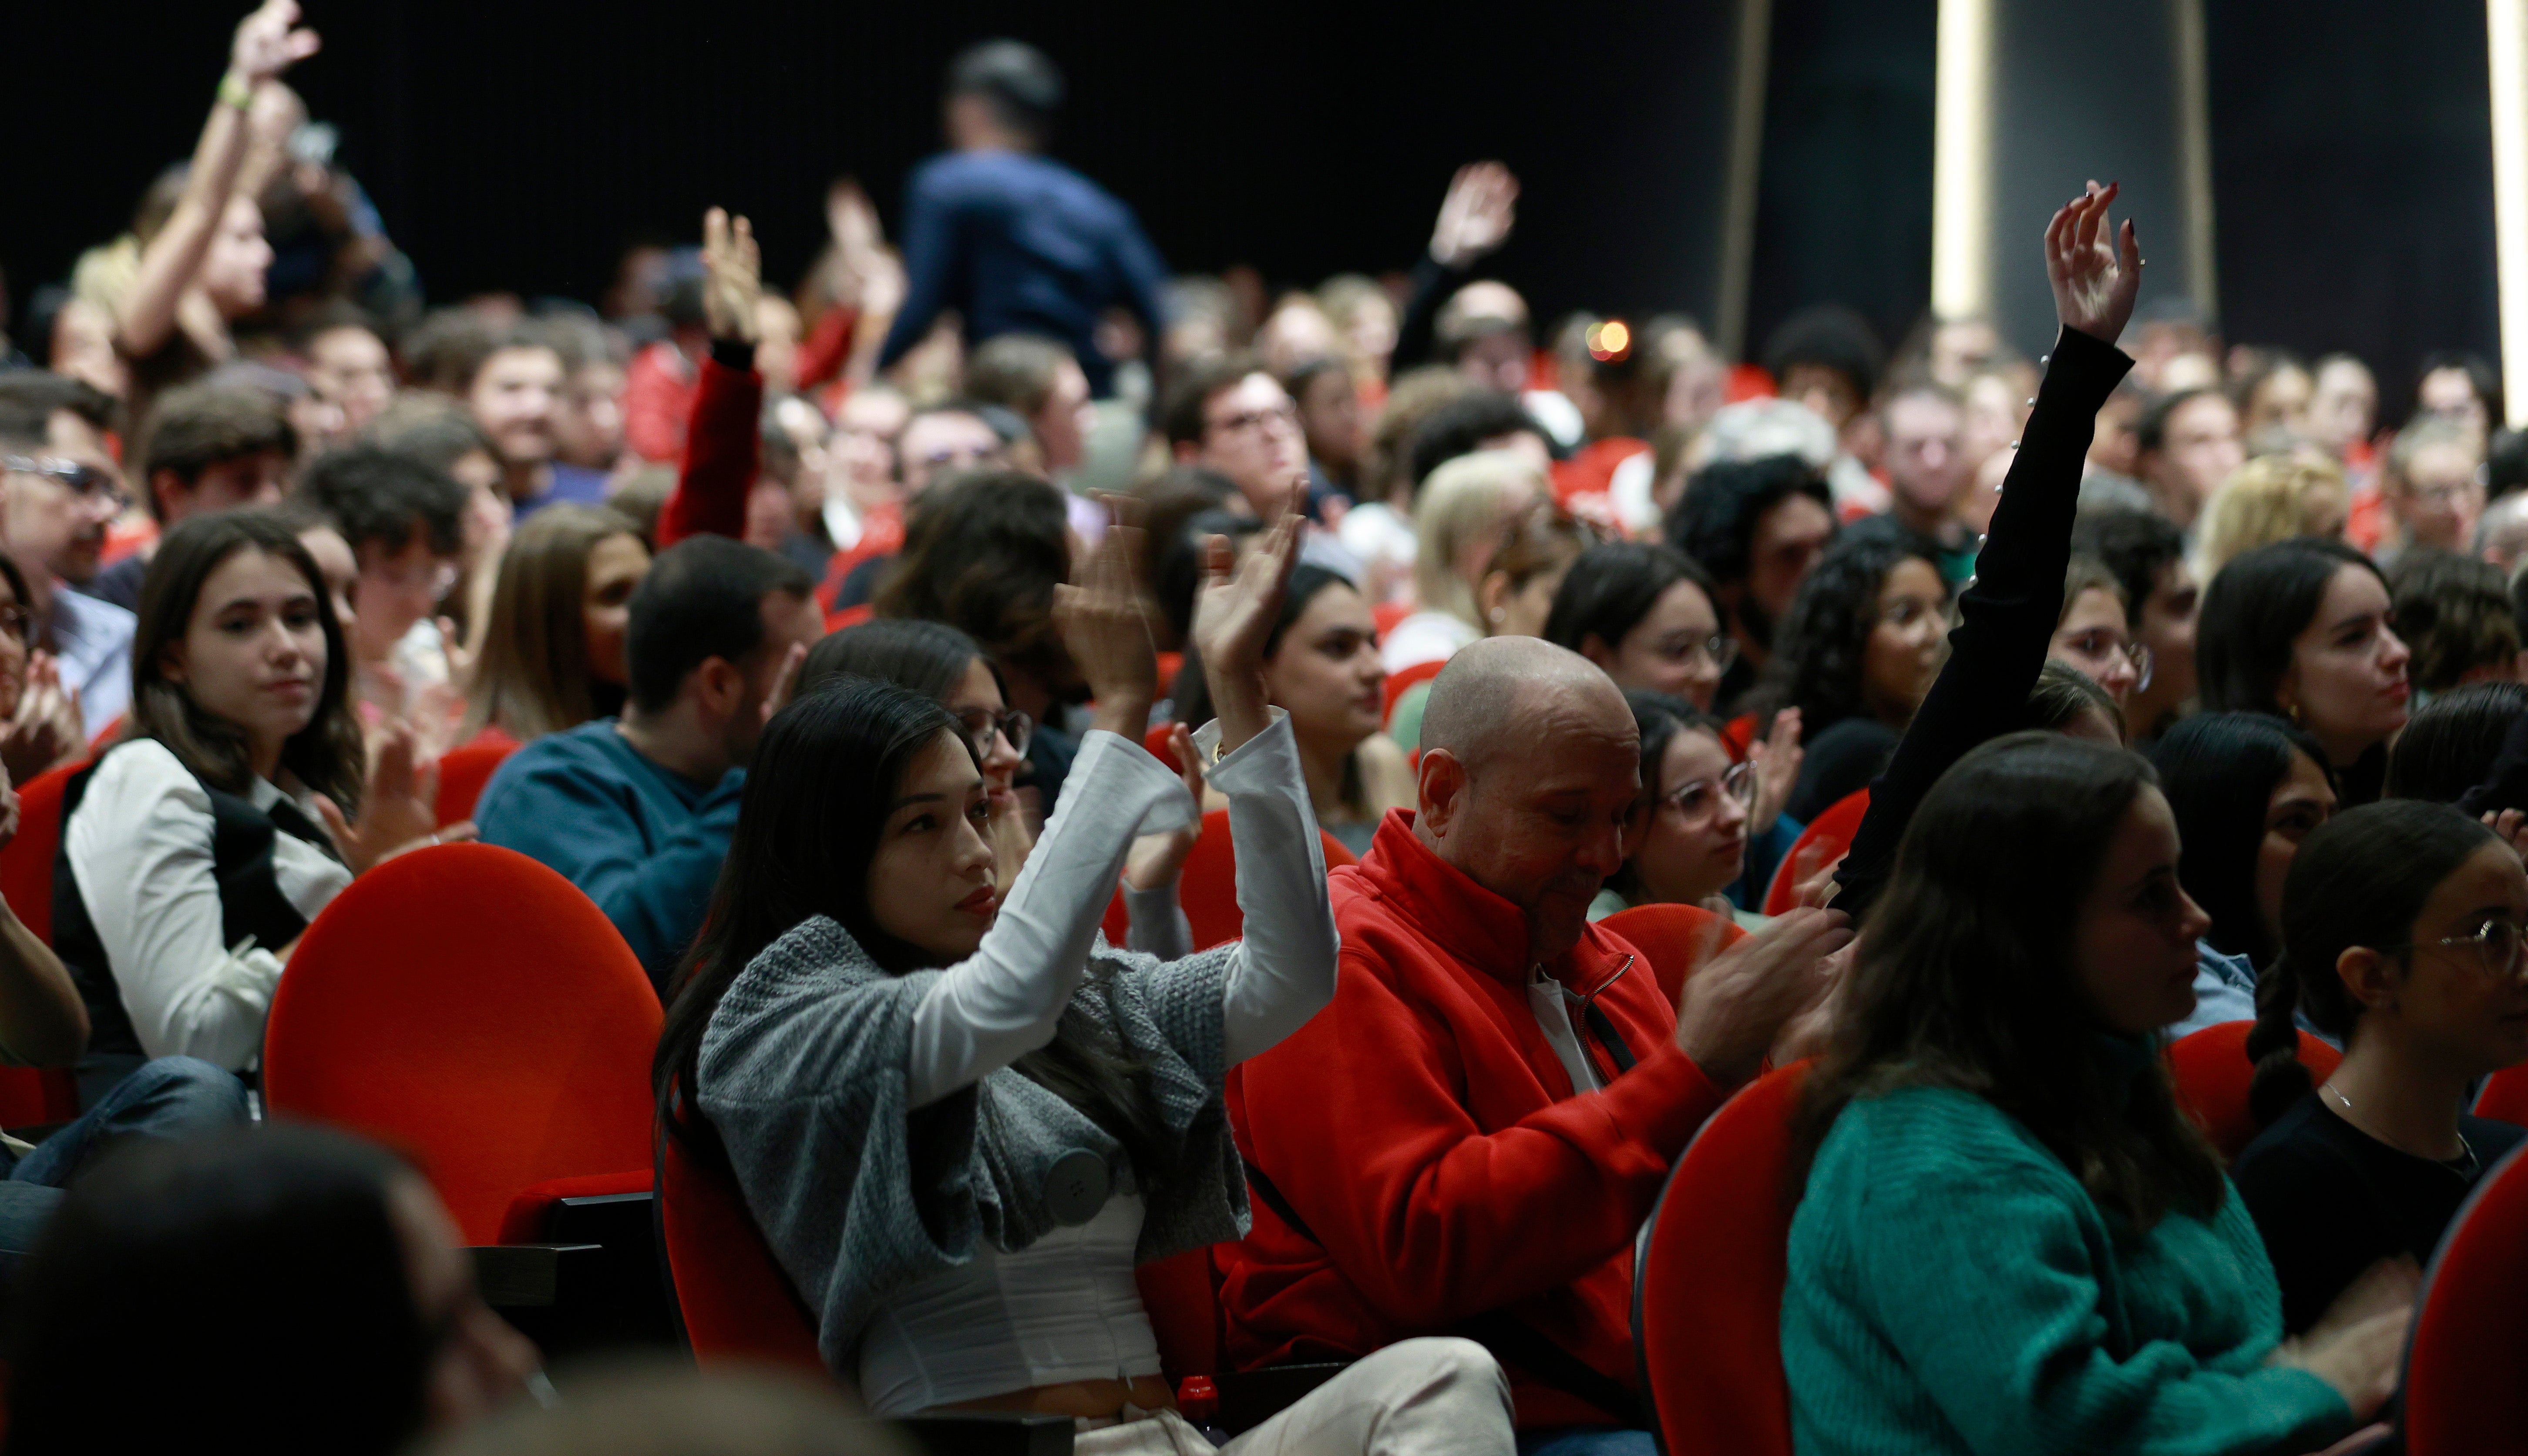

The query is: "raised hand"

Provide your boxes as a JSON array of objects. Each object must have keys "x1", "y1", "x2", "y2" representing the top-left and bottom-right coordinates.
[
  {"x1": 1430, "y1": 162, "x2": 1520, "y2": 269},
  {"x1": 2044, "y1": 180, "x2": 2141, "y2": 346},
  {"x1": 0, "y1": 653, "x2": 84, "y2": 786},
  {"x1": 1124, "y1": 723, "x2": 1208, "y2": 892},
  {"x1": 1190, "y1": 500, "x2": 1302, "y2": 754},
  {"x1": 701, "y1": 207, "x2": 763, "y2": 345},
  {"x1": 230, "y1": 0, "x2": 321, "y2": 87},
  {"x1": 1746, "y1": 707, "x2": 1803, "y2": 831},
  {"x1": 313, "y1": 720, "x2": 451, "y2": 876},
  {"x1": 1054, "y1": 517, "x2": 1158, "y2": 740},
  {"x1": 1672, "y1": 906, "x2": 1853, "y2": 1089}
]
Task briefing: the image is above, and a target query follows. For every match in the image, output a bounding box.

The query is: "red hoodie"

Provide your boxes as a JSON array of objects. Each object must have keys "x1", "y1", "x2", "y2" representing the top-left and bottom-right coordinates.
[{"x1": 1222, "y1": 809, "x2": 1725, "y2": 1429}]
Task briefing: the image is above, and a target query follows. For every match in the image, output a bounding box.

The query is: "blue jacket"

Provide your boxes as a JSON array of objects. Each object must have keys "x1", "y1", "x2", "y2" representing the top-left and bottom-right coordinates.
[
  {"x1": 875, "y1": 149, "x2": 1168, "y2": 396},
  {"x1": 474, "y1": 721, "x2": 742, "y2": 989}
]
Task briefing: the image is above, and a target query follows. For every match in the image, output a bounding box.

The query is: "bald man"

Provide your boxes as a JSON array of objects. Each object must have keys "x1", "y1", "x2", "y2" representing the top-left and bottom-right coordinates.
[{"x1": 1221, "y1": 638, "x2": 1849, "y2": 1449}]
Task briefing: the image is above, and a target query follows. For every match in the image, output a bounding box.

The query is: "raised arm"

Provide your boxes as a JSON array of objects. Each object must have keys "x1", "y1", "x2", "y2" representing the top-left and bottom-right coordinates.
[
  {"x1": 904, "y1": 523, "x2": 1201, "y2": 1106},
  {"x1": 658, "y1": 208, "x2": 763, "y2": 547},
  {"x1": 1392, "y1": 162, "x2": 1519, "y2": 371},
  {"x1": 1833, "y1": 182, "x2": 2140, "y2": 919},
  {"x1": 116, "y1": 0, "x2": 319, "y2": 360}
]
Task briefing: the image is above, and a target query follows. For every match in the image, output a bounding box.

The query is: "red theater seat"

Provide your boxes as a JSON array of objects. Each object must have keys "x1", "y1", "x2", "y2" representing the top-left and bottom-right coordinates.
[
  {"x1": 434, "y1": 732, "x2": 518, "y2": 828},
  {"x1": 2473, "y1": 1063, "x2": 2528, "y2": 1125},
  {"x1": 656, "y1": 1124, "x2": 826, "y2": 1372},
  {"x1": 1600, "y1": 902, "x2": 1748, "y2": 1010},
  {"x1": 1634, "y1": 1061, "x2": 1811, "y2": 1456},
  {"x1": 1099, "y1": 810, "x2": 1358, "y2": 951},
  {"x1": 1762, "y1": 788, "x2": 1869, "y2": 915},
  {"x1": 262, "y1": 844, "x2": 660, "y2": 1244},
  {"x1": 2164, "y1": 1020, "x2": 2342, "y2": 1163},
  {"x1": 2401, "y1": 1141, "x2": 2528, "y2": 1454}
]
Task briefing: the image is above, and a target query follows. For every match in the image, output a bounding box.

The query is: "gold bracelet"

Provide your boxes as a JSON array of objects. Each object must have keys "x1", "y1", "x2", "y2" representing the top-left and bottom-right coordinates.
[{"x1": 217, "y1": 71, "x2": 255, "y2": 111}]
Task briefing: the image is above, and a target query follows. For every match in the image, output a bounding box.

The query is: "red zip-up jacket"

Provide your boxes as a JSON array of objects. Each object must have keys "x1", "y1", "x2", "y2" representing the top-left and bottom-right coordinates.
[{"x1": 1221, "y1": 809, "x2": 1725, "y2": 1429}]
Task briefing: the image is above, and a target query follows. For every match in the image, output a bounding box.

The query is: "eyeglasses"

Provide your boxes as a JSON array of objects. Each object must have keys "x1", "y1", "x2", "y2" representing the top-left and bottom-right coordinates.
[
  {"x1": 1, "y1": 456, "x2": 129, "y2": 513},
  {"x1": 1660, "y1": 633, "x2": 1739, "y2": 675},
  {"x1": 1662, "y1": 761, "x2": 1755, "y2": 822},
  {"x1": 2394, "y1": 916, "x2": 2528, "y2": 985},
  {"x1": 0, "y1": 606, "x2": 31, "y2": 647},
  {"x1": 954, "y1": 706, "x2": 1032, "y2": 759},
  {"x1": 1205, "y1": 402, "x2": 1301, "y2": 439}
]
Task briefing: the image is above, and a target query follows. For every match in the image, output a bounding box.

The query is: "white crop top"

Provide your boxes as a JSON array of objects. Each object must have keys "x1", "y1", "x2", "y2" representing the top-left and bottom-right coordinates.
[{"x1": 856, "y1": 1194, "x2": 1160, "y2": 1415}]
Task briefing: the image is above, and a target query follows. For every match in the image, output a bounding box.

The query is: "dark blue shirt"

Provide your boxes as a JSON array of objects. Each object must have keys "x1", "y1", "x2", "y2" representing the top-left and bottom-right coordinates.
[
  {"x1": 876, "y1": 149, "x2": 1168, "y2": 397},
  {"x1": 473, "y1": 719, "x2": 743, "y2": 989}
]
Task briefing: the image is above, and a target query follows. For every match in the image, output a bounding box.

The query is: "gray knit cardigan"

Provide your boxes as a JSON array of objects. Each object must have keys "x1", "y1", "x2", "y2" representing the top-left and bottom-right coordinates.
[{"x1": 695, "y1": 912, "x2": 1252, "y2": 1376}]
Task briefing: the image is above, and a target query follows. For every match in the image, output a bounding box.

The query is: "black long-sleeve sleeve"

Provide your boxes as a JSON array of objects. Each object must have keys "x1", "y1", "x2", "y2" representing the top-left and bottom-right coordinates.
[
  {"x1": 1832, "y1": 325, "x2": 2134, "y2": 919},
  {"x1": 1390, "y1": 254, "x2": 1471, "y2": 373}
]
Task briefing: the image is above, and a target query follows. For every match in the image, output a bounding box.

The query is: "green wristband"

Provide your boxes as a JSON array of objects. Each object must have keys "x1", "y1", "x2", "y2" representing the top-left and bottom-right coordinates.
[{"x1": 218, "y1": 71, "x2": 255, "y2": 111}]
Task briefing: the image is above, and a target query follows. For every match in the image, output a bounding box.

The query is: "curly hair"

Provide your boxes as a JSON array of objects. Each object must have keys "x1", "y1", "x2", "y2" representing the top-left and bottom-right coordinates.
[
  {"x1": 1745, "y1": 516, "x2": 1945, "y2": 732},
  {"x1": 873, "y1": 470, "x2": 1075, "y2": 696}
]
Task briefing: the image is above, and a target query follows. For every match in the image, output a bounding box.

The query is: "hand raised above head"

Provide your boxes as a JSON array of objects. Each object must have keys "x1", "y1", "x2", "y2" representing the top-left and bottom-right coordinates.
[
  {"x1": 1430, "y1": 161, "x2": 1519, "y2": 268},
  {"x1": 230, "y1": 0, "x2": 321, "y2": 86},
  {"x1": 1053, "y1": 513, "x2": 1156, "y2": 738},
  {"x1": 702, "y1": 208, "x2": 763, "y2": 346},
  {"x1": 2044, "y1": 181, "x2": 2142, "y2": 346}
]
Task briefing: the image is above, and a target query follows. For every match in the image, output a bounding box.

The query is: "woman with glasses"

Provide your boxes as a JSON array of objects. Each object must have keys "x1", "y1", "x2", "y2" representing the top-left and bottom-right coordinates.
[
  {"x1": 2199, "y1": 537, "x2": 2410, "y2": 805},
  {"x1": 2235, "y1": 798, "x2": 2528, "y2": 1333},
  {"x1": 2047, "y1": 555, "x2": 2148, "y2": 715},
  {"x1": 1175, "y1": 564, "x2": 1413, "y2": 858},
  {"x1": 1744, "y1": 516, "x2": 1953, "y2": 824},
  {"x1": 1544, "y1": 541, "x2": 1738, "y2": 710},
  {"x1": 803, "y1": 617, "x2": 1203, "y2": 956},
  {"x1": 1590, "y1": 692, "x2": 1762, "y2": 924}
]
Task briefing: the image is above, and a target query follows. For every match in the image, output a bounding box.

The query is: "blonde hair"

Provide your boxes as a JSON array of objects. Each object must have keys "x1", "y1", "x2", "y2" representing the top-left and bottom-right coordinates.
[
  {"x1": 1412, "y1": 450, "x2": 1547, "y2": 631},
  {"x1": 2192, "y1": 453, "x2": 2350, "y2": 582}
]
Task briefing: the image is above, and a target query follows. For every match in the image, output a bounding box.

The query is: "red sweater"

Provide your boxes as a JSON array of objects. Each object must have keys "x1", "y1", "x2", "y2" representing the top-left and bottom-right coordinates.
[
  {"x1": 1221, "y1": 810, "x2": 1725, "y2": 1428},
  {"x1": 656, "y1": 345, "x2": 761, "y2": 548}
]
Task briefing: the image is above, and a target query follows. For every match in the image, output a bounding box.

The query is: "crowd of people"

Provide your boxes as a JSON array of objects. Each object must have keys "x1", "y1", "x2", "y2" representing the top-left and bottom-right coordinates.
[{"x1": 0, "y1": 3, "x2": 2522, "y2": 1453}]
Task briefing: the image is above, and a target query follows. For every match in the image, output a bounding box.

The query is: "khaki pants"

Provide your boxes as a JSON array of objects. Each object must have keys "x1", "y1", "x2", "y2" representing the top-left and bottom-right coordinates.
[{"x1": 1072, "y1": 1338, "x2": 1514, "y2": 1456}]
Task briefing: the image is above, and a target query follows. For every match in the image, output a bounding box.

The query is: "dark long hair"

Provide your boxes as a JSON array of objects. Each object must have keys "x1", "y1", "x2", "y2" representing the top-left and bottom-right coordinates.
[
  {"x1": 1605, "y1": 690, "x2": 1725, "y2": 903},
  {"x1": 799, "y1": 617, "x2": 998, "y2": 705},
  {"x1": 1173, "y1": 562, "x2": 1348, "y2": 731},
  {"x1": 2386, "y1": 681, "x2": 2528, "y2": 803},
  {"x1": 872, "y1": 470, "x2": 1075, "y2": 696},
  {"x1": 2248, "y1": 799, "x2": 2495, "y2": 1127},
  {"x1": 655, "y1": 678, "x2": 1176, "y2": 1184},
  {"x1": 1541, "y1": 541, "x2": 1717, "y2": 658},
  {"x1": 2196, "y1": 537, "x2": 2383, "y2": 719},
  {"x1": 128, "y1": 511, "x2": 366, "y2": 812},
  {"x1": 2150, "y1": 712, "x2": 2335, "y2": 969},
  {"x1": 6, "y1": 1124, "x2": 431, "y2": 1454},
  {"x1": 1793, "y1": 733, "x2": 2227, "y2": 1231},
  {"x1": 1744, "y1": 516, "x2": 1945, "y2": 733}
]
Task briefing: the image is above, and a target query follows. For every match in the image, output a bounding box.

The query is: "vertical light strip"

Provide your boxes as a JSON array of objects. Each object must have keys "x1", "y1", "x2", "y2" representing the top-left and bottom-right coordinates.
[
  {"x1": 2492, "y1": 0, "x2": 2528, "y2": 426},
  {"x1": 2171, "y1": 0, "x2": 2219, "y2": 328},
  {"x1": 1930, "y1": 0, "x2": 1996, "y2": 321},
  {"x1": 1715, "y1": 0, "x2": 1775, "y2": 361}
]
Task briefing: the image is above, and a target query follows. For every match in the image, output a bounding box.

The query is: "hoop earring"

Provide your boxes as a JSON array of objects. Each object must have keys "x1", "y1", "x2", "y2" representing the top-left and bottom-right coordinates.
[{"x1": 2284, "y1": 700, "x2": 2304, "y2": 726}]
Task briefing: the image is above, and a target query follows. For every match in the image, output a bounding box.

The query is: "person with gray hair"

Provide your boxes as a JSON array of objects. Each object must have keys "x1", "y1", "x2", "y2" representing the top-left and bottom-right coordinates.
[{"x1": 1224, "y1": 634, "x2": 1851, "y2": 1450}]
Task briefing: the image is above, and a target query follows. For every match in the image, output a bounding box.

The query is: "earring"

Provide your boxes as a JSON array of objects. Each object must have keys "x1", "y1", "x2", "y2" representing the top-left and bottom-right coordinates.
[
  {"x1": 2284, "y1": 700, "x2": 2304, "y2": 726},
  {"x1": 1489, "y1": 607, "x2": 1506, "y2": 624}
]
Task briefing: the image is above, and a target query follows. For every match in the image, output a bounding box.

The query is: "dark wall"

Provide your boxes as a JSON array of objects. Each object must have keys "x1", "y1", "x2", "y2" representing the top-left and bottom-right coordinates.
[
  {"x1": 4, "y1": 1, "x2": 1739, "y2": 339},
  {"x1": 2205, "y1": 0, "x2": 2498, "y2": 417},
  {"x1": 1743, "y1": 0, "x2": 1937, "y2": 367}
]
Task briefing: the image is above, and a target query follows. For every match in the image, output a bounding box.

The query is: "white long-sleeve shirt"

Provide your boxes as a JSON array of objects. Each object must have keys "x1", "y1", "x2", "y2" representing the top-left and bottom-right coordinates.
[
  {"x1": 64, "y1": 740, "x2": 350, "y2": 1070},
  {"x1": 904, "y1": 710, "x2": 1337, "y2": 1108}
]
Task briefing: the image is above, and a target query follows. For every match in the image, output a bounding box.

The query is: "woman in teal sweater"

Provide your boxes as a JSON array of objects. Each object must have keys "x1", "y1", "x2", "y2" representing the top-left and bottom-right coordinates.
[{"x1": 1779, "y1": 731, "x2": 2413, "y2": 1456}]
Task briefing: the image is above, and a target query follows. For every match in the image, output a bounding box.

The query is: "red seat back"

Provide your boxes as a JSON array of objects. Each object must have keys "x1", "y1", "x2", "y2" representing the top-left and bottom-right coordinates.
[
  {"x1": 2165, "y1": 1020, "x2": 2343, "y2": 1163},
  {"x1": 657, "y1": 1126, "x2": 827, "y2": 1373},
  {"x1": 1099, "y1": 810, "x2": 1359, "y2": 951},
  {"x1": 1762, "y1": 789, "x2": 1870, "y2": 915},
  {"x1": 1635, "y1": 1061, "x2": 1810, "y2": 1456},
  {"x1": 2402, "y1": 1141, "x2": 2528, "y2": 1454},
  {"x1": 2474, "y1": 1063, "x2": 2528, "y2": 1124},
  {"x1": 0, "y1": 763, "x2": 79, "y2": 946},
  {"x1": 1134, "y1": 1246, "x2": 1222, "y2": 1384},
  {"x1": 262, "y1": 844, "x2": 662, "y2": 1243},
  {"x1": 1381, "y1": 657, "x2": 1447, "y2": 730},
  {"x1": 434, "y1": 735, "x2": 519, "y2": 828},
  {"x1": 1600, "y1": 902, "x2": 1748, "y2": 1010},
  {"x1": 1371, "y1": 599, "x2": 1413, "y2": 639}
]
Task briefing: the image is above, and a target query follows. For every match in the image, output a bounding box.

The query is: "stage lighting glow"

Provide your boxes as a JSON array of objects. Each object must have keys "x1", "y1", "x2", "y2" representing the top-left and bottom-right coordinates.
[
  {"x1": 1588, "y1": 319, "x2": 1632, "y2": 361},
  {"x1": 1932, "y1": 0, "x2": 1994, "y2": 322},
  {"x1": 2492, "y1": 0, "x2": 2528, "y2": 426}
]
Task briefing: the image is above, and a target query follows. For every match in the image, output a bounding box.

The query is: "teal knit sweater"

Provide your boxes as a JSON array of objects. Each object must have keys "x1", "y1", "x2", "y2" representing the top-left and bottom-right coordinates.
[{"x1": 1782, "y1": 1085, "x2": 2354, "y2": 1456}]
